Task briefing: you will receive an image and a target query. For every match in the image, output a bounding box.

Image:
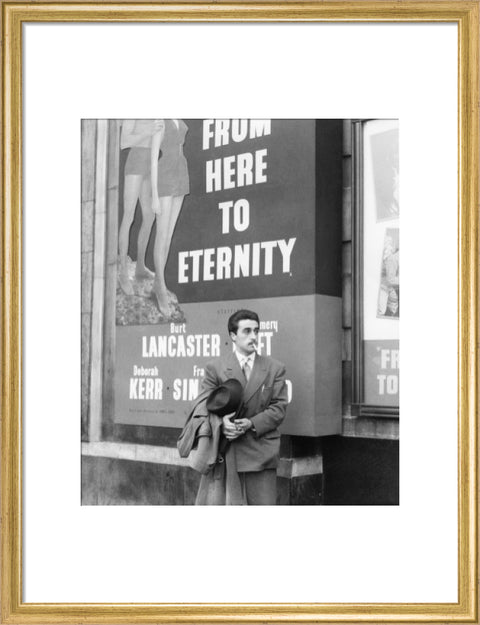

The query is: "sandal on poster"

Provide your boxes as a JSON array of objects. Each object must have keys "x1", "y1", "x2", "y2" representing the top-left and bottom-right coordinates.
[
  {"x1": 135, "y1": 266, "x2": 155, "y2": 281},
  {"x1": 118, "y1": 272, "x2": 134, "y2": 296},
  {"x1": 151, "y1": 285, "x2": 173, "y2": 318},
  {"x1": 167, "y1": 290, "x2": 179, "y2": 305}
]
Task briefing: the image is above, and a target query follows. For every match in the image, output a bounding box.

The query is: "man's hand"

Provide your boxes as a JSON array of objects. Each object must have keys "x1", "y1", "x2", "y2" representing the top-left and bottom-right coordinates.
[
  {"x1": 234, "y1": 418, "x2": 253, "y2": 435},
  {"x1": 222, "y1": 413, "x2": 243, "y2": 440}
]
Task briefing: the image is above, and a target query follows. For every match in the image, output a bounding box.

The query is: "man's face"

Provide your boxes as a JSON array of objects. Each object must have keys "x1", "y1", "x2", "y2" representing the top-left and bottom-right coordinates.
[{"x1": 231, "y1": 319, "x2": 259, "y2": 356}]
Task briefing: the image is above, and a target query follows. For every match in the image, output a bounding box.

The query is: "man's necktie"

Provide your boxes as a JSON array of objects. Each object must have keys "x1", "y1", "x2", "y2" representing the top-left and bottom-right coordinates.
[{"x1": 243, "y1": 360, "x2": 251, "y2": 382}]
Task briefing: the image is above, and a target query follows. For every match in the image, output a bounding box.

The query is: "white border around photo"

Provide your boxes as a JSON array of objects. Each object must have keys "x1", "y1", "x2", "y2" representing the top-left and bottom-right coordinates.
[{"x1": 24, "y1": 22, "x2": 457, "y2": 603}]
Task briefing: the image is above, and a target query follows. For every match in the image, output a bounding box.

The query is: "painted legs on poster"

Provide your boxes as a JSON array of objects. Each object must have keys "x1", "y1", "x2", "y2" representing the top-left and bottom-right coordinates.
[
  {"x1": 118, "y1": 175, "x2": 155, "y2": 294},
  {"x1": 152, "y1": 194, "x2": 185, "y2": 315}
]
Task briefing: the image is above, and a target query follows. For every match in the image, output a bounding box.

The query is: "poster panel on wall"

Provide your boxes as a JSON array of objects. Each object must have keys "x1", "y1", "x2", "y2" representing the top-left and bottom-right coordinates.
[
  {"x1": 113, "y1": 119, "x2": 343, "y2": 436},
  {"x1": 362, "y1": 119, "x2": 399, "y2": 407}
]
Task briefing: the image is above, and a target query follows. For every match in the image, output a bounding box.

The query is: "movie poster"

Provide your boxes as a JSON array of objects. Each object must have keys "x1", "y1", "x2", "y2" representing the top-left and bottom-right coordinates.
[
  {"x1": 362, "y1": 120, "x2": 399, "y2": 407},
  {"x1": 112, "y1": 119, "x2": 343, "y2": 435}
]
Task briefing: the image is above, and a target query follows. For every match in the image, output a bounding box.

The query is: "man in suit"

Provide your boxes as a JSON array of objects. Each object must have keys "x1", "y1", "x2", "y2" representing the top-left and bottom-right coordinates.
[{"x1": 198, "y1": 309, "x2": 288, "y2": 505}]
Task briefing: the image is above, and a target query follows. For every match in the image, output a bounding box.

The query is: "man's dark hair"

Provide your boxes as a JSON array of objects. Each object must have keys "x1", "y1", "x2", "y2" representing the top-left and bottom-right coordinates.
[{"x1": 228, "y1": 309, "x2": 260, "y2": 335}]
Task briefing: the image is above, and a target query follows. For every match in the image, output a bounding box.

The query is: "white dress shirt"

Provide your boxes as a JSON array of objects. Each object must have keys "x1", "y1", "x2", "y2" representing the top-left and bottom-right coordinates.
[
  {"x1": 234, "y1": 351, "x2": 256, "y2": 431},
  {"x1": 235, "y1": 350, "x2": 256, "y2": 376}
]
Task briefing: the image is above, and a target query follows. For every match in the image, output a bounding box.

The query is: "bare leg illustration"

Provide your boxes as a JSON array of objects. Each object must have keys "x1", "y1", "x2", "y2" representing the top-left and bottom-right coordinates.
[{"x1": 151, "y1": 194, "x2": 184, "y2": 316}]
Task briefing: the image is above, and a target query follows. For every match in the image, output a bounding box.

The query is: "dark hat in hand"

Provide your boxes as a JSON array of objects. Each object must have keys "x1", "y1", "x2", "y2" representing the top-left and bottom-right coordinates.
[{"x1": 206, "y1": 378, "x2": 244, "y2": 417}]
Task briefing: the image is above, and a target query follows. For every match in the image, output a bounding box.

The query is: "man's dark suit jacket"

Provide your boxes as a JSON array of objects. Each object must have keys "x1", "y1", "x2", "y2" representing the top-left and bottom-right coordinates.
[{"x1": 201, "y1": 351, "x2": 288, "y2": 473}]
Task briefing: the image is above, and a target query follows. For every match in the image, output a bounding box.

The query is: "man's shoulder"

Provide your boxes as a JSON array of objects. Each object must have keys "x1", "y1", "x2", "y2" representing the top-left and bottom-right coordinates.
[
  {"x1": 258, "y1": 354, "x2": 286, "y2": 372},
  {"x1": 205, "y1": 355, "x2": 229, "y2": 371}
]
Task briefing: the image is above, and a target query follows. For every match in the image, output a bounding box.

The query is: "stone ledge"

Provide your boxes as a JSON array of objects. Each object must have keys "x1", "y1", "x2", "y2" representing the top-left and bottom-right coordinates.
[
  {"x1": 82, "y1": 441, "x2": 189, "y2": 466},
  {"x1": 342, "y1": 416, "x2": 399, "y2": 440},
  {"x1": 81, "y1": 442, "x2": 323, "y2": 478},
  {"x1": 278, "y1": 455, "x2": 323, "y2": 479}
]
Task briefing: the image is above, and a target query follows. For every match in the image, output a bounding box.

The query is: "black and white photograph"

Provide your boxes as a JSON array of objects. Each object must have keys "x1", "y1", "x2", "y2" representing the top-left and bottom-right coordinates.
[{"x1": 81, "y1": 119, "x2": 400, "y2": 505}]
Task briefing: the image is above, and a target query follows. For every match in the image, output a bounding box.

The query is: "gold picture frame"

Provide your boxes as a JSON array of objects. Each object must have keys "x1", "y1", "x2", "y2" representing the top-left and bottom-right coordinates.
[{"x1": 1, "y1": 2, "x2": 478, "y2": 622}]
